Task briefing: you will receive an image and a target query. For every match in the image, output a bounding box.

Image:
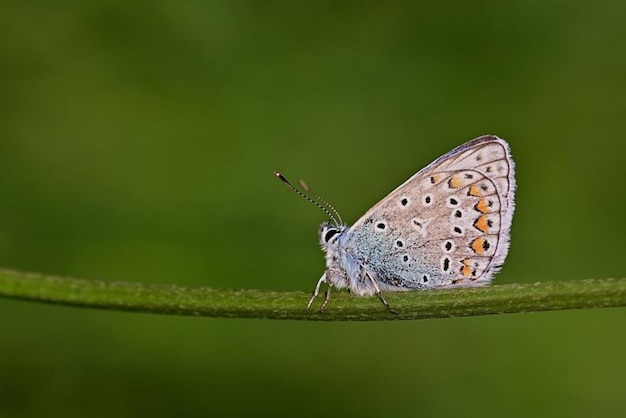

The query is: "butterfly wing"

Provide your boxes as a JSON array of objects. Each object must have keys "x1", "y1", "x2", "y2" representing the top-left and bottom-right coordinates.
[{"x1": 343, "y1": 135, "x2": 515, "y2": 290}]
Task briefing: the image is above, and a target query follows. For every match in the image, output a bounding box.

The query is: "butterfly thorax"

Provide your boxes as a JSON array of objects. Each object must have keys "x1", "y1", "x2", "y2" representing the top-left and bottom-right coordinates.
[{"x1": 319, "y1": 222, "x2": 381, "y2": 296}]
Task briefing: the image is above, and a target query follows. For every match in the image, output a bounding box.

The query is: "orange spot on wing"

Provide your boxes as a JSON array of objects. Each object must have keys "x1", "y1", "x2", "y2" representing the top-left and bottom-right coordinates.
[
  {"x1": 460, "y1": 258, "x2": 472, "y2": 277},
  {"x1": 475, "y1": 199, "x2": 489, "y2": 213},
  {"x1": 471, "y1": 238, "x2": 485, "y2": 255},
  {"x1": 461, "y1": 265, "x2": 472, "y2": 278},
  {"x1": 448, "y1": 175, "x2": 462, "y2": 189},
  {"x1": 474, "y1": 215, "x2": 490, "y2": 233},
  {"x1": 468, "y1": 185, "x2": 482, "y2": 197},
  {"x1": 460, "y1": 258, "x2": 478, "y2": 278}
]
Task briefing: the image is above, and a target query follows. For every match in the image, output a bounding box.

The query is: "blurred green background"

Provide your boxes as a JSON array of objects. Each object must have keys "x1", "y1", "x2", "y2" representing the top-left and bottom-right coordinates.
[{"x1": 1, "y1": 1, "x2": 625, "y2": 417}]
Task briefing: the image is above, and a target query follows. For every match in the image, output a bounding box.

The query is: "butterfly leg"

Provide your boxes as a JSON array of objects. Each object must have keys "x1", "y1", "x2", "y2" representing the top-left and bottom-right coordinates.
[
  {"x1": 365, "y1": 272, "x2": 398, "y2": 314},
  {"x1": 307, "y1": 273, "x2": 327, "y2": 310},
  {"x1": 319, "y1": 286, "x2": 332, "y2": 311}
]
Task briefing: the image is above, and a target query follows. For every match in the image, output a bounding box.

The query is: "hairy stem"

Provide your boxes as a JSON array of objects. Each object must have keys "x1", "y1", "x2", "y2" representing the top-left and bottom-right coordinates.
[{"x1": 0, "y1": 269, "x2": 624, "y2": 321}]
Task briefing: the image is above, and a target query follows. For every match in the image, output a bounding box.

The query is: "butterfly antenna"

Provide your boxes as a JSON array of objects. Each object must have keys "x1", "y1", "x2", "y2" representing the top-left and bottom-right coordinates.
[
  {"x1": 298, "y1": 179, "x2": 344, "y2": 226},
  {"x1": 274, "y1": 172, "x2": 341, "y2": 226}
]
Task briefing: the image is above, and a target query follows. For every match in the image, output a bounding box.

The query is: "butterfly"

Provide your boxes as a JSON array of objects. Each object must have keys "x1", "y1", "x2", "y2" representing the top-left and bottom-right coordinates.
[{"x1": 277, "y1": 135, "x2": 515, "y2": 312}]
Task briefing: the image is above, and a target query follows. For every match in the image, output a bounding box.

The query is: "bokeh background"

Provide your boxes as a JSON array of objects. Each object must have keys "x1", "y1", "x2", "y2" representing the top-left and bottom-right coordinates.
[{"x1": 1, "y1": 1, "x2": 625, "y2": 417}]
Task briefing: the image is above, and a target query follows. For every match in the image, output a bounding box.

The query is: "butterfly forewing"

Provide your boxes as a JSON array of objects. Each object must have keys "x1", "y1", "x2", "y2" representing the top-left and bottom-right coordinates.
[{"x1": 344, "y1": 135, "x2": 515, "y2": 290}]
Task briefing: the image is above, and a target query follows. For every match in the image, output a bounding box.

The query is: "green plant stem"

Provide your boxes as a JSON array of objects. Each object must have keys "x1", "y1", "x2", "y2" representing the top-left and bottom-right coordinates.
[{"x1": 0, "y1": 269, "x2": 625, "y2": 321}]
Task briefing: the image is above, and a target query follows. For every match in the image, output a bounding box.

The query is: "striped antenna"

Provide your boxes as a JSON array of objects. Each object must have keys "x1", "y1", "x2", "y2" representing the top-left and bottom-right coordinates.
[
  {"x1": 274, "y1": 172, "x2": 341, "y2": 227},
  {"x1": 298, "y1": 179, "x2": 344, "y2": 226}
]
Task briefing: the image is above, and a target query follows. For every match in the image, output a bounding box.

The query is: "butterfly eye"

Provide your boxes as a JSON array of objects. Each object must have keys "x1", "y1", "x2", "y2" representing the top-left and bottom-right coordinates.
[{"x1": 324, "y1": 229, "x2": 339, "y2": 243}]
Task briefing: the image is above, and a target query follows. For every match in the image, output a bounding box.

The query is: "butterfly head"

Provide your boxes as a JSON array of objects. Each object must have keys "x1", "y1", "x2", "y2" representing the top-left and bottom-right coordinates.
[{"x1": 319, "y1": 221, "x2": 345, "y2": 249}]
